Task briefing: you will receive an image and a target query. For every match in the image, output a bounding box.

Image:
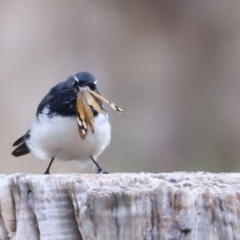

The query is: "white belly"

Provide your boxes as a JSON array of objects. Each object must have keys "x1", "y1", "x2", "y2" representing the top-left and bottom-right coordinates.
[{"x1": 26, "y1": 113, "x2": 111, "y2": 163}]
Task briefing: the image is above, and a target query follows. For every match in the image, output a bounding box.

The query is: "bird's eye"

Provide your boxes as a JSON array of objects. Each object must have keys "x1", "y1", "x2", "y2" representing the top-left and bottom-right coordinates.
[{"x1": 88, "y1": 83, "x2": 97, "y2": 90}]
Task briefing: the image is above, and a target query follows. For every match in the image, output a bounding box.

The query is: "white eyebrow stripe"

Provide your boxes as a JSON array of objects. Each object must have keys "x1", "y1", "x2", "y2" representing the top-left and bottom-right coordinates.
[
  {"x1": 73, "y1": 75, "x2": 79, "y2": 82},
  {"x1": 93, "y1": 80, "x2": 97, "y2": 84}
]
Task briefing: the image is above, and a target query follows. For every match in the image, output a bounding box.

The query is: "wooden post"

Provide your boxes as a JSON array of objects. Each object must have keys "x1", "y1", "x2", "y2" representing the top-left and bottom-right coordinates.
[{"x1": 0, "y1": 172, "x2": 239, "y2": 240}]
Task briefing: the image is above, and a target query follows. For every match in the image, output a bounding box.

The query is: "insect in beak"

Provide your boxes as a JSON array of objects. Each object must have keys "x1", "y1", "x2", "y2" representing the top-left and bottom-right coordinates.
[{"x1": 76, "y1": 87, "x2": 124, "y2": 139}]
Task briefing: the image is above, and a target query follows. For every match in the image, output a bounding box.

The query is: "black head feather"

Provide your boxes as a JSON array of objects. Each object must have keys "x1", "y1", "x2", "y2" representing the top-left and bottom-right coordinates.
[{"x1": 37, "y1": 72, "x2": 99, "y2": 117}]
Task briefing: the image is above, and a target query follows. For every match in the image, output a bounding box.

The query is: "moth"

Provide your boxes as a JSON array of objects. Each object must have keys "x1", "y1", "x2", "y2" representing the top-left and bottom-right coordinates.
[{"x1": 76, "y1": 87, "x2": 124, "y2": 139}]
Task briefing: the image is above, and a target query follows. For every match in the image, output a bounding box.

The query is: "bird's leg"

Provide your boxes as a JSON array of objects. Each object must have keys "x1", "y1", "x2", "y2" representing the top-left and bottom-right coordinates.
[
  {"x1": 90, "y1": 156, "x2": 108, "y2": 174},
  {"x1": 44, "y1": 157, "x2": 54, "y2": 174}
]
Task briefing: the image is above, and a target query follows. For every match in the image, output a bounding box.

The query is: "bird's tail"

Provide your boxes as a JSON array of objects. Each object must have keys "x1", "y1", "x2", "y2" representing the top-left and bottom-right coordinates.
[{"x1": 12, "y1": 132, "x2": 30, "y2": 157}]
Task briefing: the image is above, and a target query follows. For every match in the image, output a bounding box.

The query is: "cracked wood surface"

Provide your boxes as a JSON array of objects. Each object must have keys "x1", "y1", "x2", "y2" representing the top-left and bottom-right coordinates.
[{"x1": 0, "y1": 172, "x2": 240, "y2": 240}]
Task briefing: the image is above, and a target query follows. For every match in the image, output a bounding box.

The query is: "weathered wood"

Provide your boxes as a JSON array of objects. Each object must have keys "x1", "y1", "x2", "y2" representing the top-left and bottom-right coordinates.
[{"x1": 0, "y1": 173, "x2": 240, "y2": 240}]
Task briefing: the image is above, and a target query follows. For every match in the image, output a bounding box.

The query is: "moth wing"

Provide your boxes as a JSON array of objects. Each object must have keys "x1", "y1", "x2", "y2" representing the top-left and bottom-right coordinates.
[
  {"x1": 88, "y1": 90, "x2": 124, "y2": 113},
  {"x1": 83, "y1": 103, "x2": 95, "y2": 134},
  {"x1": 76, "y1": 95, "x2": 88, "y2": 139},
  {"x1": 85, "y1": 92, "x2": 104, "y2": 114}
]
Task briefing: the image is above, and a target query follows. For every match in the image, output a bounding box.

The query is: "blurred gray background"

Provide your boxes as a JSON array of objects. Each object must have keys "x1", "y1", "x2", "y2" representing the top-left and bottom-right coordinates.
[{"x1": 1, "y1": 1, "x2": 240, "y2": 174}]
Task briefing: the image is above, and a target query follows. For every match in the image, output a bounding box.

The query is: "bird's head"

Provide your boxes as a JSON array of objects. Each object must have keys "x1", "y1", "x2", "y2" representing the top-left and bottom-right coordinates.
[{"x1": 70, "y1": 72, "x2": 98, "y2": 92}]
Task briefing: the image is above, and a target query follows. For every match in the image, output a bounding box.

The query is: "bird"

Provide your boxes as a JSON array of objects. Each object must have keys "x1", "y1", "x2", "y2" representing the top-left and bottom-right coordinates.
[{"x1": 12, "y1": 71, "x2": 123, "y2": 174}]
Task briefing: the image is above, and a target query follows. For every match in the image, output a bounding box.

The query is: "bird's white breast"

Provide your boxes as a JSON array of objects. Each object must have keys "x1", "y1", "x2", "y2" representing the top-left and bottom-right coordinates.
[{"x1": 26, "y1": 111, "x2": 111, "y2": 164}]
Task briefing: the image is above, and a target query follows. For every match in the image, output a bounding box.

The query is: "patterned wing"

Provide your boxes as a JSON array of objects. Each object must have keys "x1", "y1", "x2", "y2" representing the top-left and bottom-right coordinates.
[
  {"x1": 83, "y1": 99, "x2": 95, "y2": 134},
  {"x1": 76, "y1": 87, "x2": 124, "y2": 140},
  {"x1": 76, "y1": 90, "x2": 96, "y2": 139},
  {"x1": 88, "y1": 89, "x2": 124, "y2": 112},
  {"x1": 76, "y1": 93, "x2": 89, "y2": 139},
  {"x1": 85, "y1": 91, "x2": 104, "y2": 114}
]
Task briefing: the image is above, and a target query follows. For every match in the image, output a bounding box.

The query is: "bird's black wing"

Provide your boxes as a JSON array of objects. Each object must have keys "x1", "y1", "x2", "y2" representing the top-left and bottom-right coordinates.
[{"x1": 36, "y1": 78, "x2": 77, "y2": 117}]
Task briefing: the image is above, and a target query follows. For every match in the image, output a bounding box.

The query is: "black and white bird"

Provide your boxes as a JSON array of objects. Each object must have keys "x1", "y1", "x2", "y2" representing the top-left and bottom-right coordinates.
[{"x1": 12, "y1": 72, "x2": 123, "y2": 174}]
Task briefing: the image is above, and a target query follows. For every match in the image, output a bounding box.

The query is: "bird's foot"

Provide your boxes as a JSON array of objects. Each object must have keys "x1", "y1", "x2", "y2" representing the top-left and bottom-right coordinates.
[{"x1": 97, "y1": 168, "x2": 108, "y2": 174}]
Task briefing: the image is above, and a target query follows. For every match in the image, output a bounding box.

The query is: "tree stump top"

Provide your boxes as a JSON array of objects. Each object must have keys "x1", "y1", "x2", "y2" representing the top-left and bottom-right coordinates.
[{"x1": 0, "y1": 172, "x2": 239, "y2": 240}]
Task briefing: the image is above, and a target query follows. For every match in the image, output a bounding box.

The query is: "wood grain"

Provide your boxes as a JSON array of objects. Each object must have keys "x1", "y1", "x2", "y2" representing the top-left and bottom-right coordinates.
[{"x1": 0, "y1": 173, "x2": 240, "y2": 240}]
